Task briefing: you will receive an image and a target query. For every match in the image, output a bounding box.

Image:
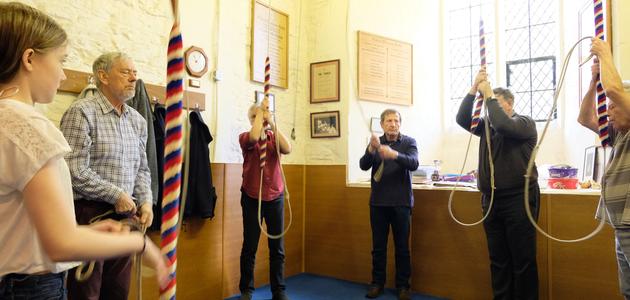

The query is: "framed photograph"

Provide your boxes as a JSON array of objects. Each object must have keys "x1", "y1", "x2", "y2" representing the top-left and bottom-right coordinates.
[
  {"x1": 310, "y1": 59, "x2": 340, "y2": 103},
  {"x1": 255, "y1": 90, "x2": 275, "y2": 112},
  {"x1": 310, "y1": 111, "x2": 340, "y2": 138},
  {"x1": 370, "y1": 117, "x2": 383, "y2": 133},
  {"x1": 594, "y1": 146, "x2": 613, "y2": 183},
  {"x1": 583, "y1": 146, "x2": 596, "y2": 181}
]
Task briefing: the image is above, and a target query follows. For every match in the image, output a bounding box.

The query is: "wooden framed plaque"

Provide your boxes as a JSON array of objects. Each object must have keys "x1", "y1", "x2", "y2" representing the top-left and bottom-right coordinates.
[
  {"x1": 358, "y1": 31, "x2": 413, "y2": 106},
  {"x1": 310, "y1": 59, "x2": 340, "y2": 103},
  {"x1": 251, "y1": 0, "x2": 289, "y2": 89}
]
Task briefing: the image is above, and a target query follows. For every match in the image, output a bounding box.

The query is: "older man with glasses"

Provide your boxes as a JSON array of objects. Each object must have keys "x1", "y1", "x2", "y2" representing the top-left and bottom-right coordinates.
[{"x1": 61, "y1": 52, "x2": 153, "y2": 300}]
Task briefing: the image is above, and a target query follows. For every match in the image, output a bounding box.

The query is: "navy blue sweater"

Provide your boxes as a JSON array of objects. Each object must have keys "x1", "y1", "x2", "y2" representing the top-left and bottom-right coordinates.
[{"x1": 359, "y1": 134, "x2": 419, "y2": 207}]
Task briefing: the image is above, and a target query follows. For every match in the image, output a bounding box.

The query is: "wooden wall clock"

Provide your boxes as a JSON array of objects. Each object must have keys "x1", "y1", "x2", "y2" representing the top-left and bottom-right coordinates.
[{"x1": 184, "y1": 46, "x2": 208, "y2": 78}]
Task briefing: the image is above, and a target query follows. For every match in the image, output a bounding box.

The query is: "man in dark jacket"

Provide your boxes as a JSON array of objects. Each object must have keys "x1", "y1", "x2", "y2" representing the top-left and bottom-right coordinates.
[
  {"x1": 360, "y1": 109, "x2": 419, "y2": 300},
  {"x1": 456, "y1": 67, "x2": 540, "y2": 300}
]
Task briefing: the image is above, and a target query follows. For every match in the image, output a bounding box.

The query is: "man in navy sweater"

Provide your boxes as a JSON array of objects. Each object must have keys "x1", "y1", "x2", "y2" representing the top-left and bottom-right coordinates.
[{"x1": 360, "y1": 109, "x2": 419, "y2": 300}]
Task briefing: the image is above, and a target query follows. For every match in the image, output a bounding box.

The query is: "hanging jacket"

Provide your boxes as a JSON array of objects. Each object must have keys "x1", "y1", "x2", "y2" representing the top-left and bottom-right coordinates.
[
  {"x1": 149, "y1": 103, "x2": 165, "y2": 231},
  {"x1": 128, "y1": 79, "x2": 159, "y2": 204},
  {"x1": 184, "y1": 110, "x2": 217, "y2": 219},
  {"x1": 78, "y1": 83, "x2": 98, "y2": 100}
]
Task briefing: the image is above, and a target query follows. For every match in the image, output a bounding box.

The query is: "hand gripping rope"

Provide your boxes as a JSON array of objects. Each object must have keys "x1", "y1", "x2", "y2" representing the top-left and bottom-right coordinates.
[
  {"x1": 592, "y1": 0, "x2": 611, "y2": 147},
  {"x1": 448, "y1": 18, "x2": 496, "y2": 226},
  {"x1": 74, "y1": 210, "x2": 148, "y2": 300},
  {"x1": 74, "y1": 210, "x2": 116, "y2": 283}
]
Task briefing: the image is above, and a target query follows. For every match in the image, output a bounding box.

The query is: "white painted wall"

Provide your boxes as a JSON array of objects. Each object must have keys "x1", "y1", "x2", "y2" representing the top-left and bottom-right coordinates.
[
  {"x1": 540, "y1": 0, "x2": 626, "y2": 179},
  {"x1": 341, "y1": 0, "x2": 630, "y2": 182},
  {"x1": 211, "y1": 0, "x2": 309, "y2": 164},
  {"x1": 8, "y1": 0, "x2": 172, "y2": 128},
  {"x1": 339, "y1": 0, "x2": 443, "y2": 182},
  {"x1": 438, "y1": 0, "x2": 600, "y2": 180},
  {"x1": 8, "y1": 0, "x2": 630, "y2": 176},
  {"x1": 6, "y1": 0, "x2": 172, "y2": 82},
  {"x1": 9, "y1": 0, "x2": 308, "y2": 164},
  {"x1": 613, "y1": 0, "x2": 630, "y2": 77},
  {"x1": 302, "y1": 0, "x2": 348, "y2": 164}
]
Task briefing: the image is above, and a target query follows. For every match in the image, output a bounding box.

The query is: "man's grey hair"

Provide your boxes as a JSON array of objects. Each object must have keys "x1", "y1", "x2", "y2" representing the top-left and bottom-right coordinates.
[
  {"x1": 380, "y1": 109, "x2": 401, "y2": 123},
  {"x1": 92, "y1": 52, "x2": 132, "y2": 87},
  {"x1": 493, "y1": 87, "x2": 514, "y2": 106}
]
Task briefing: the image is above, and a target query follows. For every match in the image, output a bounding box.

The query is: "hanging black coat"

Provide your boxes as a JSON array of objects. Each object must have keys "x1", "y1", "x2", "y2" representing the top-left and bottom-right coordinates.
[
  {"x1": 128, "y1": 79, "x2": 159, "y2": 203},
  {"x1": 184, "y1": 110, "x2": 217, "y2": 219},
  {"x1": 149, "y1": 103, "x2": 165, "y2": 231}
]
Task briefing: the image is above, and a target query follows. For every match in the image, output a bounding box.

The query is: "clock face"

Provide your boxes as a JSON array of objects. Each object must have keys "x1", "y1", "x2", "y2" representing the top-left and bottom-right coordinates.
[{"x1": 188, "y1": 51, "x2": 206, "y2": 73}]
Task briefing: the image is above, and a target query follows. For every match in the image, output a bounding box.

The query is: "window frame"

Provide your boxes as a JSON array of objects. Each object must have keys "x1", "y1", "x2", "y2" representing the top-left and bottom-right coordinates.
[{"x1": 443, "y1": 0, "x2": 560, "y2": 125}]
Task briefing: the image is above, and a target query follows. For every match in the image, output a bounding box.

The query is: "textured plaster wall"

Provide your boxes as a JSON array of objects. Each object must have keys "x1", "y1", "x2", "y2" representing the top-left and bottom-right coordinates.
[
  {"x1": 11, "y1": 0, "x2": 309, "y2": 164},
  {"x1": 7, "y1": 0, "x2": 630, "y2": 172}
]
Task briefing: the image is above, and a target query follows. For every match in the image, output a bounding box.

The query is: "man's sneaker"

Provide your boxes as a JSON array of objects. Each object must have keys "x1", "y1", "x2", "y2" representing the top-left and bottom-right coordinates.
[
  {"x1": 239, "y1": 291, "x2": 252, "y2": 300},
  {"x1": 398, "y1": 287, "x2": 411, "y2": 300},
  {"x1": 365, "y1": 284, "x2": 384, "y2": 298},
  {"x1": 272, "y1": 290, "x2": 290, "y2": 300}
]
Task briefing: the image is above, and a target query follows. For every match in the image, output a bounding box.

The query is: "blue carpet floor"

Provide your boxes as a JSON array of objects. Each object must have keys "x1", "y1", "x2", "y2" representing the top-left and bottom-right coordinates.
[{"x1": 225, "y1": 273, "x2": 447, "y2": 300}]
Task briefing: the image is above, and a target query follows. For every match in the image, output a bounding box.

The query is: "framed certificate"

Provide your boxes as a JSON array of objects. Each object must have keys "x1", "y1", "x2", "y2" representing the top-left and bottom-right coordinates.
[
  {"x1": 358, "y1": 31, "x2": 413, "y2": 106},
  {"x1": 310, "y1": 59, "x2": 340, "y2": 103},
  {"x1": 251, "y1": 0, "x2": 289, "y2": 89}
]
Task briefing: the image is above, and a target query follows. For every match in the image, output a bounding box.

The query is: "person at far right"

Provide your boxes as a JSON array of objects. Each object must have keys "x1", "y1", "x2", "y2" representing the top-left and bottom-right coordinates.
[{"x1": 578, "y1": 38, "x2": 630, "y2": 299}]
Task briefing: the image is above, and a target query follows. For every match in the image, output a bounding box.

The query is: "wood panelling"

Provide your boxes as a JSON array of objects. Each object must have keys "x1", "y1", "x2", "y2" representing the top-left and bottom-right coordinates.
[
  {"x1": 127, "y1": 164, "x2": 619, "y2": 299},
  {"x1": 546, "y1": 194, "x2": 620, "y2": 299},
  {"x1": 222, "y1": 164, "x2": 304, "y2": 298},
  {"x1": 129, "y1": 164, "x2": 225, "y2": 300},
  {"x1": 282, "y1": 164, "x2": 305, "y2": 278},
  {"x1": 175, "y1": 163, "x2": 225, "y2": 300},
  {"x1": 539, "y1": 195, "x2": 550, "y2": 300},
  {"x1": 410, "y1": 190, "x2": 549, "y2": 299},
  {"x1": 129, "y1": 163, "x2": 304, "y2": 300},
  {"x1": 411, "y1": 190, "x2": 492, "y2": 299},
  {"x1": 304, "y1": 165, "x2": 377, "y2": 285},
  {"x1": 222, "y1": 163, "x2": 245, "y2": 297},
  {"x1": 304, "y1": 165, "x2": 619, "y2": 300}
]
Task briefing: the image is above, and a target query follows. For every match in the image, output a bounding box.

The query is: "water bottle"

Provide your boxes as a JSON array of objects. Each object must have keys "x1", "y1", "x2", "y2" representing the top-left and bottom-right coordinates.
[{"x1": 431, "y1": 160, "x2": 441, "y2": 181}]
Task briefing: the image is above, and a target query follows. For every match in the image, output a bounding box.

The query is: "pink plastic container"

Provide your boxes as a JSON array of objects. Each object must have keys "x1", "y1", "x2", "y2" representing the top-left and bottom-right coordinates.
[{"x1": 547, "y1": 178, "x2": 578, "y2": 189}]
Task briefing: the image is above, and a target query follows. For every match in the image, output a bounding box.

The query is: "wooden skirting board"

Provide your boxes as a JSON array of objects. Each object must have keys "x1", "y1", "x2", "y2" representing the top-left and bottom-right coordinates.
[{"x1": 59, "y1": 69, "x2": 206, "y2": 110}]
